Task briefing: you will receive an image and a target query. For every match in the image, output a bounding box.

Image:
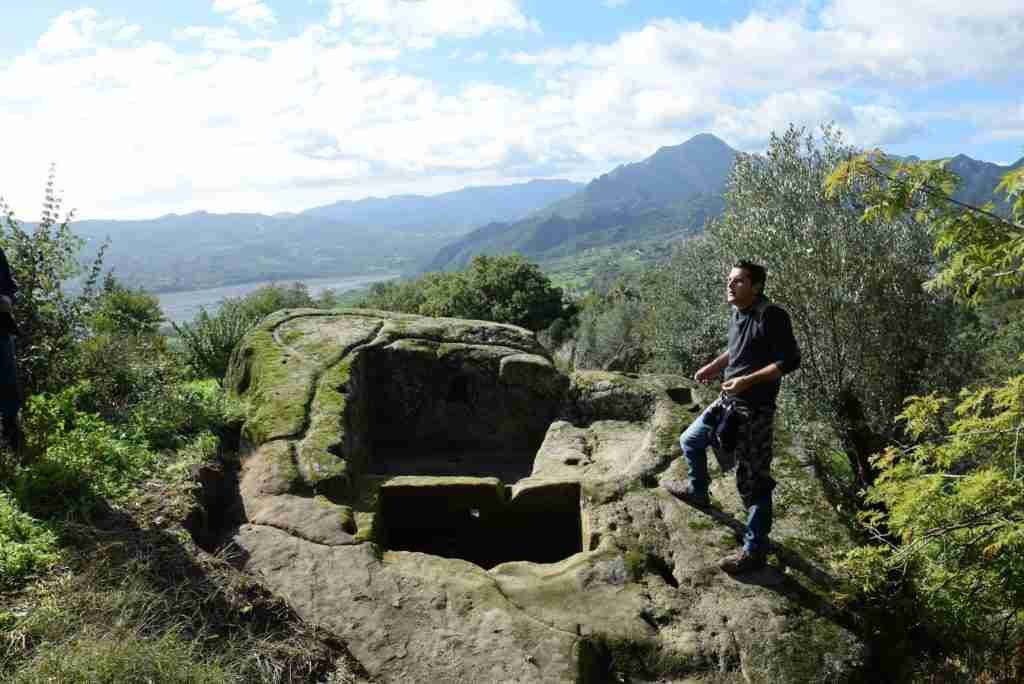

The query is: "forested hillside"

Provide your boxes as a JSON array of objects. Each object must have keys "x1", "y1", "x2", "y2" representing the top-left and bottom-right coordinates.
[{"x1": 427, "y1": 133, "x2": 736, "y2": 271}]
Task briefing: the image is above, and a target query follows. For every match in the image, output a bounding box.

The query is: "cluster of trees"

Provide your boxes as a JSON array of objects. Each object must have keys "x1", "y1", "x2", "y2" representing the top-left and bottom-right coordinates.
[
  {"x1": 828, "y1": 146, "x2": 1024, "y2": 674},
  {"x1": 357, "y1": 253, "x2": 572, "y2": 332}
]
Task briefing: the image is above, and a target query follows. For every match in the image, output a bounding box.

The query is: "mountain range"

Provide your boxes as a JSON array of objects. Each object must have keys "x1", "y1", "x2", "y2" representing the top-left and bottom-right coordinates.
[
  {"x1": 67, "y1": 135, "x2": 1023, "y2": 293},
  {"x1": 302, "y1": 179, "x2": 583, "y2": 234},
  {"x1": 72, "y1": 179, "x2": 582, "y2": 292}
]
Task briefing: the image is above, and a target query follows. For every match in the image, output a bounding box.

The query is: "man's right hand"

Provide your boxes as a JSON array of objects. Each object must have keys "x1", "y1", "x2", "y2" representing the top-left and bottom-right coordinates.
[
  {"x1": 693, "y1": 364, "x2": 716, "y2": 384},
  {"x1": 0, "y1": 296, "x2": 11, "y2": 315}
]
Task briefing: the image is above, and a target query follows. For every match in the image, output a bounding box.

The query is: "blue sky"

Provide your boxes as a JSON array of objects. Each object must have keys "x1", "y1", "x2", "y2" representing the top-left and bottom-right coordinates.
[{"x1": 0, "y1": 0, "x2": 1021, "y2": 219}]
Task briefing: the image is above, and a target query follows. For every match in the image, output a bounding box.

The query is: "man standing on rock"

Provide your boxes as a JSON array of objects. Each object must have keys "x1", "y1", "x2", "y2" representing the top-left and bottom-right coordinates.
[{"x1": 664, "y1": 260, "x2": 800, "y2": 574}]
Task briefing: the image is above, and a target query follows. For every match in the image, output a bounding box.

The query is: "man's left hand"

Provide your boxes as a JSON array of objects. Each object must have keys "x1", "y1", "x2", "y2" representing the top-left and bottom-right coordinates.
[{"x1": 721, "y1": 375, "x2": 752, "y2": 395}]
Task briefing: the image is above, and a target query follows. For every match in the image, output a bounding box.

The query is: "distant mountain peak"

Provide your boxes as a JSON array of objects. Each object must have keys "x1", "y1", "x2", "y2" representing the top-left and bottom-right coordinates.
[{"x1": 650, "y1": 133, "x2": 732, "y2": 157}]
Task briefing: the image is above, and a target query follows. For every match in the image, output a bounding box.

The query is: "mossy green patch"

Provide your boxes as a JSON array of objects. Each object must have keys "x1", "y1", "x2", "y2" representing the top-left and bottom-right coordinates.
[
  {"x1": 296, "y1": 449, "x2": 349, "y2": 495},
  {"x1": 623, "y1": 549, "x2": 647, "y2": 582},
  {"x1": 267, "y1": 440, "x2": 301, "y2": 491},
  {"x1": 312, "y1": 495, "x2": 356, "y2": 534},
  {"x1": 233, "y1": 327, "x2": 317, "y2": 445},
  {"x1": 353, "y1": 511, "x2": 378, "y2": 543},
  {"x1": 653, "y1": 402, "x2": 697, "y2": 456},
  {"x1": 296, "y1": 355, "x2": 360, "y2": 496}
]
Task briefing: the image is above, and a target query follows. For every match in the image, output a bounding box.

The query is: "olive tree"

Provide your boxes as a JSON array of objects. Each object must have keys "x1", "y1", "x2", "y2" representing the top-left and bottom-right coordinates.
[
  {"x1": 574, "y1": 278, "x2": 650, "y2": 371},
  {"x1": 646, "y1": 233, "x2": 731, "y2": 373},
  {"x1": 650, "y1": 125, "x2": 971, "y2": 493}
]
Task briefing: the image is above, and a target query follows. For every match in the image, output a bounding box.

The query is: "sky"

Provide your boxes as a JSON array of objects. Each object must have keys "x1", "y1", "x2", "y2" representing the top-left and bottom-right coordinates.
[{"x1": 0, "y1": 1, "x2": 1022, "y2": 220}]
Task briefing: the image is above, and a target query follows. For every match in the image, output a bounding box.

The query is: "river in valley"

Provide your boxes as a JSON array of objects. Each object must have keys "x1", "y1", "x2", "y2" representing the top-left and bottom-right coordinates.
[{"x1": 157, "y1": 272, "x2": 399, "y2": 324}]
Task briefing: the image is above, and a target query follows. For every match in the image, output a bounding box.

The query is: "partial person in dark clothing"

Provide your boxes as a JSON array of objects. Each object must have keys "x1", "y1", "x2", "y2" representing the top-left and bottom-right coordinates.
[
  {"x1": 0, "y1": 246, "x2": 21, "y2": 454},
  {"x1": 663, "y1": 260, "x2": 800, "y2": 574}
]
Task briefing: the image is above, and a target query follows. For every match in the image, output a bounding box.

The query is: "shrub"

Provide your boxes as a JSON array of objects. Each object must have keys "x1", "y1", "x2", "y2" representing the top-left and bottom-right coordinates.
[
  {"x1": 129, "y1": 379, "x2": 238, "y2": 450},
  {"x1": 833, "y1": 144, "x2": 1024, "y2": 674},
  {"x1": 574, "y1": 279, "x2": 649, "y2": 371},
  {"x1": 358, "y1": 277, "x2": 430, "y2": 314},
  {"x1": 0, "y1": 490, "x2": 59, "y2": 588},
  {"x1": 236, "y1": 281, "x2": 317, "y2": 320},
  {"x1": 360, "y1": 255, "x2": 569, "y2": 331},
  {"x1": 74, "y1": 330, "x2": 177, "y2": 423},
  {"x1": 172, "y1": 300, "x2": 258, "y2": 380},
  {"x1": 90, "y1": 272, "x2": 164, "y2": 337},
  {"x1": 0, "y1": 169, "x2": 105, "y2": 396},
  {"x1": 420, "y1": 254, "x2": 566, "y2": 331},
  {"x1": 16, "y1": 383, "x2": 154, "y2": 516}
]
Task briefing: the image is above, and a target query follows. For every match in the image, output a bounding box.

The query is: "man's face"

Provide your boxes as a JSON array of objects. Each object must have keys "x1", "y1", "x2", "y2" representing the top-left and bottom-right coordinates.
[{"x1": 726, "y1": 267, "x2": 759, "y2": 308}]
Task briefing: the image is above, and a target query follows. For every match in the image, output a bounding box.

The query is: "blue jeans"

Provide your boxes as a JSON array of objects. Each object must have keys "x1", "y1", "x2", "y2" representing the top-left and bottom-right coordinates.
[{"x1": 680, "y1": 402, "x2": 774, "y2": 554}]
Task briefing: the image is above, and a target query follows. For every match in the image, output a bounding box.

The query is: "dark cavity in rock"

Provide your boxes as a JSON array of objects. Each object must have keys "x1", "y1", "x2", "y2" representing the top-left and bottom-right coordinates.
[
  {"x1": 379, "y1": 478, "x2": 583, "y2": 569},
  {"x1": 362, "y1": 344, "x2": 559, "y2": 481}
]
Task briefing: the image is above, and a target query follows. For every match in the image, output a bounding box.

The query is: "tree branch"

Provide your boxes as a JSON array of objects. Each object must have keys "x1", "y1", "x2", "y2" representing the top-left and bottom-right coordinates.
[{"x1": 864, "y1": 163, "x2": 1024, "y2": 232}]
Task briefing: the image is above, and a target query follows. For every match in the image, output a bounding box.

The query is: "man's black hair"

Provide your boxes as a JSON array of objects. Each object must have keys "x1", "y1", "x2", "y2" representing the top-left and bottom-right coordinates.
[{"x1": 734, "y1": 260, "x2": 767, "y2": 292}]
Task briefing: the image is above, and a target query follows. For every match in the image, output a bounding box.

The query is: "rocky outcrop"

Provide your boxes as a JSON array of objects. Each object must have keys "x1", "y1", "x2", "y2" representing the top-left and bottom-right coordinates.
[{"x1": 223, "y1": 308, "x2": 868, "y2": 682}]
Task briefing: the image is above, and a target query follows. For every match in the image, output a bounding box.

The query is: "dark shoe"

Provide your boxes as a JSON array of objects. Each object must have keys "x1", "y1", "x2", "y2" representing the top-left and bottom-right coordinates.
[
  {"x1": 663, "y1": 479, "x2": 711, "y2": 508},
  {"x1": 719, "y1": 549, "x2": 767, "y2": 574}
]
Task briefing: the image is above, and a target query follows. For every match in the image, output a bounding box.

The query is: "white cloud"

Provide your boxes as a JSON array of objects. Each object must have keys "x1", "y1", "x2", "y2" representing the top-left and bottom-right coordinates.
[
  {"x1": 2, "y1": 3, "x2": 1020, "y2": 221},
  {"x1": 504, "y1": 4, "x2": 1022, "y2": 155},
  {"x1": 961, "y1": 102, "x2": 1024, "y2": 144},
  {"x1": 819, "y1": 0, "x2": 1024, "y2": 82},
  {"x1": 0, "y1": 12, "x2": 540, "y2": 219},
  {"x1": 36, "y1": 8, "x2": 142, "y2": 55},
  {"x1": 327, "y1": 0, "x2": 539, "y2": 49},
  {"x1": 213, "y1": 0, "x2": 277, "y2": 28},
  {"x1": 176, "y1": 26, "x2": 273, "y2": 52}
]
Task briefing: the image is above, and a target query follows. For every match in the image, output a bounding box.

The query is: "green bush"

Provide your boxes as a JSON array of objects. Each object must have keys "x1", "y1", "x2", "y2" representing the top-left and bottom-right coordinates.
[
  {"x1": 1, "y1": 170, "x2": 105, "y2": 396},
  {"x1": 421, "y1": 254, "x2": 567, "y2": 330},
  {"x1": 172, "y1": 300, "x2": 258, "y2": 380},
  {"x1": 358, "y1": 277, "x2": 430, "y2": 314},
  {"x1": 359, "y1": 255, "x2": 570, "y2": 331},
  {"x1": 129, "y1": 379, "x2": 238, "y2": 450},
  {"x1": 74, "y1": 331, "x2": 176, "y2": 423},
  {"x1": 90, "y1": 272, "x2": 164, "y2": 337},
  {"x1": 0, "y1": 491, "x2": 60, "y2": 588},
  {"x1": 236, "y1": 281, "x2": 317, "y2": 319},
  {"x1": 16, "y1": 383, "x2": 154, "y2": 516}
]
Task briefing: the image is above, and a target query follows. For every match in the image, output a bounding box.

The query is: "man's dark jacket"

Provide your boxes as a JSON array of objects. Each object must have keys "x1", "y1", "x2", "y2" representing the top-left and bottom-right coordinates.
[{"x1": 723, "y1": 295, "x2": 800, "y2": 407}]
